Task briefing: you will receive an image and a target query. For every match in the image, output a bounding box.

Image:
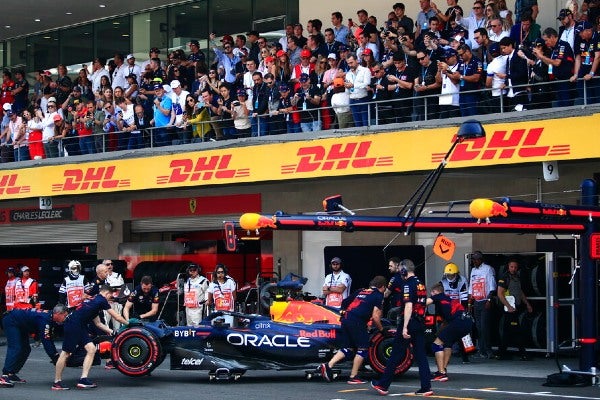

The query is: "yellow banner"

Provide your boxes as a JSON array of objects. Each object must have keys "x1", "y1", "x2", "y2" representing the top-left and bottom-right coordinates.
[{"x1": 0, "y1": 114, "x2": 595, "y2": 200}]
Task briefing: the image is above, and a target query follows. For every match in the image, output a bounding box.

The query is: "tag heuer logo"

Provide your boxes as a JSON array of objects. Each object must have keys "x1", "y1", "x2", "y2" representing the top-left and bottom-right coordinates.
[{"x1": 189, "y1": 198, "x2": 197, "y2": 214}]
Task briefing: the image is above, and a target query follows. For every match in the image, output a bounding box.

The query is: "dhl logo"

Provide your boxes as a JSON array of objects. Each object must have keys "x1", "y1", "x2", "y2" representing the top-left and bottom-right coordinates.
[
  {"x1": 156, "y1": 155, "x2": 250, "y2": 184},
  {"x1": 281, "y1": 141, "x2": 393, "y2": 174},
  {"x1": 0, "y1": 174, "x2": 30, "y2": 195},
  {"x1": 431, "y1": 128, "x2": 570, "y2": 163},
  {"x1": 52, "y1": 166, "x2": 130, "y2": 192}
]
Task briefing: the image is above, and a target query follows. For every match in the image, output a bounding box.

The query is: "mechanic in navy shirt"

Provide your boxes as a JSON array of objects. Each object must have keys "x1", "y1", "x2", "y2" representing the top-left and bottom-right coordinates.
[
  {"x1": 123, "y1": 275, "x2": 160, "y2": 322},
  {"x1": 1, "y1": 305, "x2": 68, "y2": 386},
  {"x1": 426, "y1": 283, "x2": 473, "y2": 382},
  {"x1": 453, "y1": 44, "x2": 482, "y2": 117},
  {"x1": 371, "y1": 259, "x2": 432, "y2": 396},
  {"x1": 570, "y1": 21, "x2": 600, "y2": 104},
  {"x1": 53, "y1": 285, "x2": 129, "y2": 390},
  {"x1": 534, "y1": 27, "x2": 575, "y2": 107},
  {"x1": 319, "y1": 275, "x2": 386, "y2": 384}
]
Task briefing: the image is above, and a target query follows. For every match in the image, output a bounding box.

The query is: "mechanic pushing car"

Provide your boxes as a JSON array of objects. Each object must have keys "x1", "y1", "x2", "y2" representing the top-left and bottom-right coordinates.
[
  {"x1": 123, "y1": 275, "x2": 159, "y2": 322},
  {"x1": 320, "y1": 275, "x2": 386, "y2": 384}
]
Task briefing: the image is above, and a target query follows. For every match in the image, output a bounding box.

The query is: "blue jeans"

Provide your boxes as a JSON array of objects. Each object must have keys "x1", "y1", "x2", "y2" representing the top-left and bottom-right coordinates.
[
  {"x1": 300, "y1": 120, "x2": 321, "y2": 132},
  {"x1": 286, "y1": 121, "x2": 301, "y2": 133},
  {"x1": 251, "y1": 115, "x2": 269, "y2": 137},
  {"x1": 79, "y1": 136, "x2": 96, "y2": 154},
  {"x1": 14, "y1": 146, "x2": 29, "y2": 162},
  {"x1": 460, "y1": 93, "x2": 479, "y2": 117},
  {"x1": 349, "y1": 97, "x2": 369, "y2": 127}
]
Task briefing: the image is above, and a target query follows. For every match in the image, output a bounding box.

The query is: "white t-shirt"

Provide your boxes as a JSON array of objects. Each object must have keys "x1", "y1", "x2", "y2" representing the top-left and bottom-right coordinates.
[
  {"x1": 486, "y1": 55, "x2": 507, "y2": 97},
  {"x1": 439, "y1": 63, "x2": 460, "y2": 106},
  {"x1": 207, "y1": 277, "x2": 237, "y2": 311}
]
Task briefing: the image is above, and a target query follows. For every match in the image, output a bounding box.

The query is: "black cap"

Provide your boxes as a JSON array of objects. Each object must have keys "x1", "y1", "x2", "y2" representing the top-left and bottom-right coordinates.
[
  {"x1": 247, "y1": 30, "x2": 260, "y2": 37},
  {"x1": 150, "y1": 47, "x2": 160, "y2": 54},
  {"x1": 189, "y1": 39, "x2": 200, "y2": 47}
]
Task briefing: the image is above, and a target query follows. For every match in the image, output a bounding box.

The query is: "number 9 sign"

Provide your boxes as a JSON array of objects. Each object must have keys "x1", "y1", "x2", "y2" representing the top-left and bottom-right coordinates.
[{"x1": 542, "y1": 161, "x2": 559, "y2": 182}]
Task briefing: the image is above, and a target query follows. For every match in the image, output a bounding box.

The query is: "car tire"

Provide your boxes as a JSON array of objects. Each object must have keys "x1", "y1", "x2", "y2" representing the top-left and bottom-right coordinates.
[
  {"x1": 111, "y1": 326, "x2": 164, "y2": 377},
  {"x1": 368, "y1": 329, "x2": 413, "y2": 375}
]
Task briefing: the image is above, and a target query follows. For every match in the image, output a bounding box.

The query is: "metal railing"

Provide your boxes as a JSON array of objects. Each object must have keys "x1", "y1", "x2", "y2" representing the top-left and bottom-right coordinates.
[{"x1": 1, "y1": 76, "x2": 597, "y2": 163}]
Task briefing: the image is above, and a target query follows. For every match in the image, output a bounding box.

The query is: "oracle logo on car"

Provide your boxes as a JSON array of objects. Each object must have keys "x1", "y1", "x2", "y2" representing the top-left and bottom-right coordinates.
[
  {"x1": 281, "y1": 141, "x2": 394, "y2": 174},
  {"x1": 226, "y1": 333, "x2": 311, "y2": 348},
  {"x1": 431, "y1": 128, "x2": 570, "y2": 163}
]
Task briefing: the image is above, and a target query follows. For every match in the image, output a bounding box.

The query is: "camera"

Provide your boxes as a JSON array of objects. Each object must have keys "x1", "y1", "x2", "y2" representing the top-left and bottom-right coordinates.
[
  {"x1": 518, "y1": 44, "x2": 535, "y2": 60},
  {"x1": 232, "y1": 100, "x2": 240, "y2": 106}
]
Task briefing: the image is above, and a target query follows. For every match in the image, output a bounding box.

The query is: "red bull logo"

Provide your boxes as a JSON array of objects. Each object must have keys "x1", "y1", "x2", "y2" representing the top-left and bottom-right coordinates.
[
  {"x1": 469, "y1": 198, "x2": 508, "y2": 224},
  {"x1": 239, "y1": 213, "x2": 278, "y2": 230}
]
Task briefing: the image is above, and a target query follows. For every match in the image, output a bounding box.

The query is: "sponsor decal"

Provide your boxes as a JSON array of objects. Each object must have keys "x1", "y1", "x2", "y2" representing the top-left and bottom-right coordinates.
[
  {"x1": 431, "y1": 128, "x2": 570, "y2": 163},
  {"x1": 180, "y1": 357, "x2": 204, "y2": 366},
  {"x1": 189, "y1": 198, "x2": 197, "y2": 214},
  {"x1": 281, "y1": 141, "x2": 393, "y2": 174},
  {"x1": 226, "y1": 333, "x2": 311, "y2": 348},
  {"x1": 298, "y1": 329, "x2": 336, "y2": 339},
  {"x1": 173, "y1": 329, "x2": 196, "y2": 338},
  {"x1": 0, "y1": 174, "x2": 30, "y2": 195},
  {"x1": 254, "y1": 322, "x2": 271, "y2": 329},
  {"x1": 52, "y1": 166, "x2": 130, "y2": 192},
  {"x1": 156, "y1": 155, "x2": 250, "y2": 184}
]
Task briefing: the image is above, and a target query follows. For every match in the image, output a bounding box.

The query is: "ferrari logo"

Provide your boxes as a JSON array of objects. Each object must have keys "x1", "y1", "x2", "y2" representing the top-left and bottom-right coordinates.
[{"x1": 189, "y1": 198, "x2": 197, "y2": 214}]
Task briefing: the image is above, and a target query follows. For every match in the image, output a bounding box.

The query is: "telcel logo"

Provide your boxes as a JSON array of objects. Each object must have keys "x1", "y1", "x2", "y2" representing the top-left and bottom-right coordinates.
[
  {"x1": 181, "y1": 357, "x2": 204, "y2": 366},
  {"x1": 282, "y1": 141, "x2": 393, "y2": 174},
  {"x1": 227, "y1": 333, "x2": 311, "y2": 348},
  {"x1": 157, "y1": 155, "x2": 250, "y2": 184},
  {"x1": 52, "y1": 167, "x2": 130, "y2": 192}
]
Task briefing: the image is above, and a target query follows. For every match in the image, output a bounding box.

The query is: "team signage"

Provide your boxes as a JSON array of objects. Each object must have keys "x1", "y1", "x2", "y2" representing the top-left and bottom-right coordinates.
[
  {"x1": 0, "y1": 114, "x2": 595, "y2": 200},
  {"x1": 0, "y1": 204, "x2": 89, "y2": 224}
]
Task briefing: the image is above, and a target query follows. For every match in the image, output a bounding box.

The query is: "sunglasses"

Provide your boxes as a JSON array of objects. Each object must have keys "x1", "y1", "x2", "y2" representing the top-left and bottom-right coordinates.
[
  {"x1": 216, "y1": 271, "x2": 225, "y2": 274},
  {"x1": 104, "y1": 262, "x2": 113, "y2": 265},
  {"x1": 187, "y1": 98, "x2": 195, "y2": 102},
  {"x1": 417, "y1": 56, "x2": 426, "y2": 61}
]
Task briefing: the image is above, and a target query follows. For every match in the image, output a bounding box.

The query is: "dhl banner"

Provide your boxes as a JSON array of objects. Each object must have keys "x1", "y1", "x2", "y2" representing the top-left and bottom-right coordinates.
[{"x1": 0, "y1": 115, "x2": 594, "y2": 200}]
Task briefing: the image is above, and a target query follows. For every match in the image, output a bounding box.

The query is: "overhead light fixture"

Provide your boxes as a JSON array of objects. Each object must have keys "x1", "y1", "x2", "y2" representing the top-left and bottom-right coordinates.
[
  {"x1": 4, "y1": 25, "x2": 11, "y2": 29},
  {"x1": 66, "y1": 12, "x2": 72, "y2": 15},
  {"x1": 34, "y1": 19, "x2": 41, "y2": 22},
  {"x1": 99, "y1": 4, "x2": 106, "y2": 8}
]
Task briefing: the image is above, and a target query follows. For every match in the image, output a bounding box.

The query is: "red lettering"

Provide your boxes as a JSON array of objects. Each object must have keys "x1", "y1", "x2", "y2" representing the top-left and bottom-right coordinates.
[
  {"x1": 292, "y1": 141, "x2": 384, "y2": 173},
  {"x1": 165, "y1": 155, "x2": 241, "y2": 183},
  {"x1": 58, "y1": 167, "x2": 126, "y2": 191}
]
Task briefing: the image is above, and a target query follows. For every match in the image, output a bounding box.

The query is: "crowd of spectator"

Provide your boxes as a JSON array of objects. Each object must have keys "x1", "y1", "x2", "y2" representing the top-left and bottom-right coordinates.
[{"x1": 0, "y1": 0, "x2": 599, "y2": 162}]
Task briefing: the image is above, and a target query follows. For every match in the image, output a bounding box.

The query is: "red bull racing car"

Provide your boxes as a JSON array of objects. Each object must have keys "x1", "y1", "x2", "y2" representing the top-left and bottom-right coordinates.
[{"x1": 108, "y1": 300, "x2": 413, "y2": 381}]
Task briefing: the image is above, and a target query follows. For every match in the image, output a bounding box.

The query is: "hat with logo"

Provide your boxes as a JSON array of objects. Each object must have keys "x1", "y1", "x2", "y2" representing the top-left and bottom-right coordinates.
[
  {"x1": 276, "y1": 49, "x2": 287, "y2": 58},
  {"x1": 221, "y1": 35, "x2": 234, "y2": 43},
  {"x1": 362, "y1": 48, "x2": 373, "y2": 56},
  {"x1": 327, "y1": 53, "x2": 337, "y2": 60},
  {"x1": 279, "y1": 83, "x2": 290, "y2": 92},
  {"x1": 338, "y1": 44, "x2": 349, "y2": 52},
  {"x1": 169, "y1": 79, "x2": 181, "y2": 89},
  {"x1": 47, "y1": 97, "x2": 57, "y2": 104},
  {"x1": 6, "y1": 266, "x2": 15, "y2": 274},
  {"x1": 6, "y1": 110, "x2": 14, "y2": 117},
  {"x1": 557, "y1": 9, "x2": 573, "y2": 20},
  {"x1": 73, "y1": 99, "x2": 80, "y2": 105},
  {"x1": 299, "y1": 73, "x2": 310, "y2": 83},
  {"x1": 53, "y1": 114, "x2": 63, "y2": 122},
  {"x1": 575, "y1": 20, "x2": 593, "y2": 34},
  {"x1": 189, "y1": 39, "x2": 200, "y2": 47},
  {"x1": 126, "y1": 53, "x2": 135, "y2": 60},
  {"x1": 471, "y1": 251, "x2": 483, "y2": 260},
  {"x1": 444, "y1": 48, "x2": 458, "y2": 58},
  {"x1": 72, "y1": 85, "x2": 82, "y2": 92},
  {"x1": 150, "y1": 47, "x2": 160, "y2": 54},
  {"x1": 2, "y1": 103, "x2": 12, "y2": 111},
  {"x1": 300, "y1": 49, "x2": 311, "y2": 58},
  {"x1": 331, "y1": 257, "x2": 342, "y2": 264},
  {"x1": 489, "y1": 42, "x2": 501, "y2": 57},
  {"x1": 236, "y1": 88, "x2": 247, "y2": 97},
  {"x1": 333, "y1": 77, "x2": 345, "y2": 87},
  {"x1": 264, "y1": 56, "x2": 275, "y2": 64},
  {"x1": 153, "y1": 82, "x2": 163, "y2": 91},
  {"x1": 21, "y1": 266, "x2": 29, "y2": 272}
]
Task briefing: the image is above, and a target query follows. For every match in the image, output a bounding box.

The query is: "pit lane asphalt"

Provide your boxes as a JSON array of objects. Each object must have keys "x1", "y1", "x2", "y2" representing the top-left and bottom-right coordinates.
[{"x1": 1, "y1": 344, "x2": 599, "y2": 400}]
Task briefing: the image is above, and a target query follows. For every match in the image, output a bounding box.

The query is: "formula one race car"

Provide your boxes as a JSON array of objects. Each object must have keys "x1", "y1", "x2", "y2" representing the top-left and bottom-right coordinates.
[{"x1": 108, "y1": 300, "x2": 413, "y2": 381}]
